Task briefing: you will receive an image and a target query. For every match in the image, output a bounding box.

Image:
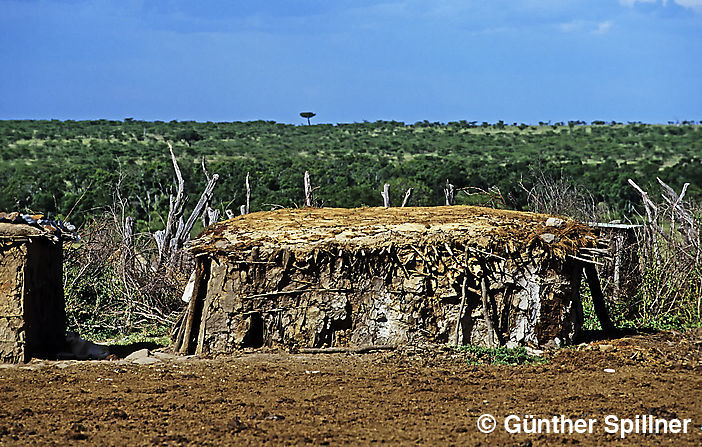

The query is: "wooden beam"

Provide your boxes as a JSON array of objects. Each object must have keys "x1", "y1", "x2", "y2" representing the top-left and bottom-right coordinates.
[
  {"x1": 454, "y1": 276, "x2": 468, "y2": 346},
  {"x1": 304, "y1": 171, "x2": 313, "y2": 207},
  {"x1": 381, "y1": 183, "x2": 391, "y2": 208},
  {"x1": 583, "y1": 263, "x2": 618, "y2": 335},
  {"x1": 480, "y1": 276, "x2": 496, "y2": 348},
  {"x1": 444, "y1": 180, "x2": 455, "y2": 206},
  {"x1": 401, "y1": 187, "x2": 413, "y2": 207},
  {"x1": 245, "y1": 172, "x2": 251, "y2": 215}
]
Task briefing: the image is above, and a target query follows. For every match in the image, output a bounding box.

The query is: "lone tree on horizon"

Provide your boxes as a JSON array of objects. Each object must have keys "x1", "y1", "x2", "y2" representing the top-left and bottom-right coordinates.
[{"x1": 300, "y1": 112, "x2": 316, "y2": 125}]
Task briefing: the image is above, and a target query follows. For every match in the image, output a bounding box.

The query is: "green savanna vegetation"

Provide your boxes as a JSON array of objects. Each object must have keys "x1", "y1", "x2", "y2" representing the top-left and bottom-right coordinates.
[{"x1": 1, "y1": 119, "x2": 700, "y2": 231}]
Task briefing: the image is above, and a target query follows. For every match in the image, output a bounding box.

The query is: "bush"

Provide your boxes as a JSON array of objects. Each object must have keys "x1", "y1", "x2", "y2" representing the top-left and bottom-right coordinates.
[
  {"x1": 581, "y1": 178, "x2": 702, "y2": 332},
  {"x1": 63, "y1": 213, "x2": 186, "y2": 341},
  {"x1": 625, "y1": 179, "x2": 701, "y2": 330}
]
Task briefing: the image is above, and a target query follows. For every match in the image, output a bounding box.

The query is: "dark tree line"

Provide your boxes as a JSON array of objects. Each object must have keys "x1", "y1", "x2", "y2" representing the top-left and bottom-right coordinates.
[{"x1": 0, "y1": 119, "x2": 700, "y2": 233}]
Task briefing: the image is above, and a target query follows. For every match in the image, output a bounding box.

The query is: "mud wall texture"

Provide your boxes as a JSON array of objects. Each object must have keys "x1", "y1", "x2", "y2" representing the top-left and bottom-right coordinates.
[
  {"x1": 0, "y1": 238, "x2": 65, "y2": 363},
  {"x1": 179, "y1": 242, "x2": 583, "y2": 355}
]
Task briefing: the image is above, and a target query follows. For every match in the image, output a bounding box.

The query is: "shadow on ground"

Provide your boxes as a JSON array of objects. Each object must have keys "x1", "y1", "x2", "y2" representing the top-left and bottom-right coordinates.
[
  {"x1": 105, "y1": 341, "x2": 169, "y2": 359},
  {"x1": 576, "y1": 327, "x2": 658, "y2": 344}
]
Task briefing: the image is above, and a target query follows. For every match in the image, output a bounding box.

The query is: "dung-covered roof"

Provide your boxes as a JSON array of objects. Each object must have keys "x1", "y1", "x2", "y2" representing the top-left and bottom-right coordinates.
[
  {"x1": 0, "y1": 212, "x2": 79, "y2": 242},
  {"x1": 190, "y1": 206, "x2": 596, "y2": 259}
]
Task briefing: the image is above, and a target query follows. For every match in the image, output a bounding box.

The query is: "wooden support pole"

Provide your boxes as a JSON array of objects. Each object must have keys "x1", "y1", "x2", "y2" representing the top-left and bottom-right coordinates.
[
  {"x1": 304, "y1": 171, "x2": 313, "y2": 207},
  {"x1": 201, "y1": 155, "x2": 212, "y2": 182},
  {"x1": 444, "y1": 180, "x2": 455, "y2": 206},
  {"x1": 206, "y1": 207, "x2": 220, "y2": 226},
  {"x1": 245, "y1": 172, "x2": 251, "y2": 214},
  {"x1": 155, "y1": 142, "x2": 186, "y2": 268},
  {"x1": 480, "y1": 276, "x2": 496, "y2": 348},
  {"x1": 122, "y1": 216, "x2": 135, "y2": 270},
  {"x1": 381, "y1": 183, "x2": 391, "y2": 208},
  {"x1": 583, "y1": 263, "x2": 618, "y2": 335},
  {"x1": 454, "y1": 276, "x2": 468, "y2": 346},
  {"x1": 175, "y1": 260, "x2": 207, "y2": 355},
  {"x1": 201, "y1": 206, "x2": 220, "y2": 228},
  {"x1": 174, "y1": 173, "x2": 219, "y2": 245},
  {"x1": 401, "y1": 187, "x2": 413, "y2": 207}
]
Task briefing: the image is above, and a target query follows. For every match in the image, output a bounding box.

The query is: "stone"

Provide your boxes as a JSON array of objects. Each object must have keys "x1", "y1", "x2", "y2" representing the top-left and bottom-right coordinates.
[
  {"x1": 152, "y1": 351, "x2": 177, "y2": 361},
  {"x1": 525, "y1": 347, "x2": 544, "y2": 357},
  {"x1": 540, "y1": 233, "x2": 558, "y2": 244},
  {"x1": 545, "y1": 217, "x2": 565, "y2": 228},
  {"x1": 132, "y1": 356, "x2": 162, "y2": 365},
  {"x1": 125, "y1": 349, "x2": 150, "y2": 361}
]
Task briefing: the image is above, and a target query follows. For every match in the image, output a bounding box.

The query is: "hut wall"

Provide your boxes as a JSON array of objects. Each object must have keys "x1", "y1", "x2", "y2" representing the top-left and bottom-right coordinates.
[
  {"x1": 0, "y1": 238, "x2": 65, "y2": 363},
  {"x1": 188, "y1": 244, "x2": 583, "y2": 355}
]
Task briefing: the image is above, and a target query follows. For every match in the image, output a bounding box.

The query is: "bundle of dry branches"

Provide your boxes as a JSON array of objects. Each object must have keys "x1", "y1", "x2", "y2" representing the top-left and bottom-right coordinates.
[
  {"x1": 63, "y1": 213, "x2": 184, "y2": 338},
  {"x1": 64, "y1": 142, "x2": 221, "y2": 338},
  {"x1": 520, "y1": 172, "x2": 598, "y2": 221},
  {"x1": 154, "y1": 142, "x2": 219, "y2": 269},
  {"x1": 628, "y1": 177, "x2": 701, "y2": 324}
]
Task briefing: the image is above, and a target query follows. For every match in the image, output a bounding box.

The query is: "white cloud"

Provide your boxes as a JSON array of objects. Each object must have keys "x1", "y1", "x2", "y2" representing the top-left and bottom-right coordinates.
[
  {"x1": 619, "y1": 0, "x2": 656, "y2": 6},
  {"x1": 558, "y1": 20, "x2": 613, "y2": 34},
  {"x1": 558, "y1": 20, "x2": 584, "y2": 32},
  {"x1": 594, "y1": 21, "x2": 613, "y2": 34},
  {"x1": 619, "y1": 0, "x2": 702, "y2": 10},
  {"x1": 673, "y1": 0, "x2": 702, "y2": 10}
]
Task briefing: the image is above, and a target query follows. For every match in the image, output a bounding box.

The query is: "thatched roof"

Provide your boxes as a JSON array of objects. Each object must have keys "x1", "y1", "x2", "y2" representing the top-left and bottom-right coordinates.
[{"x1": 190, "y1": 206, "x2": 596, "y2": 259}]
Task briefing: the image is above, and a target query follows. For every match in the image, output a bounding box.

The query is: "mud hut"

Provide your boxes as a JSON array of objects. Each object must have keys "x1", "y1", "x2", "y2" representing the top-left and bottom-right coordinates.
[
  {"x1": 0, "y1": 213, "x2": 73, "y2": 363},
  {"x1": 175, "y1": 206, "x2": 602, "y2": 355}
]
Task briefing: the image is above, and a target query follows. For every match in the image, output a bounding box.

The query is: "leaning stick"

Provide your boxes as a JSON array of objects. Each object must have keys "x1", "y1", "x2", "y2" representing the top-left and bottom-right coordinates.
[
  {"x1": 583, "y1": 263, "x2": 618, "y2": 335},
  {"x1": 454, "y1": 276, "x2": 468, "y2": 346},
  {"x1": 480, "y1": 275, "x2": 496, "y2": 348},
  {"x1": 176, "y1": 260, "x2": 205, "y2": 354},
  {"x1": 401, "y1": 187, "x2": 413, "y2": 207},
  {"x1": 467, "y1": 246, "x2": 507, "y2": 261},
  {"x1": 409, "y1": 245, "x2": 428, "y2": 264}
]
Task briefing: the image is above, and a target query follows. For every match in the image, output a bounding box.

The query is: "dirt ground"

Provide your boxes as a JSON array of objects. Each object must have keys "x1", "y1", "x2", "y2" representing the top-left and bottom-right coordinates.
[{"x1": 1, "y1": 330, "x2": 700, "y2": 446}]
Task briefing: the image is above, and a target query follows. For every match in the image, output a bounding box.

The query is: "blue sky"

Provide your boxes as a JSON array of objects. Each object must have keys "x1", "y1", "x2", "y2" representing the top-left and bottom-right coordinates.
[{"x1": 1, "y1": 0, "x2": 700, "y2": 124}]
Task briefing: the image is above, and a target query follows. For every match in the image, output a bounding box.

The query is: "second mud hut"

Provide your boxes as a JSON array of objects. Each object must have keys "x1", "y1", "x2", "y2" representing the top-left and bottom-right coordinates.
[
  {"x1": 175, "y1": 206, "x2": 603, "y2": 355},
  {"x1": 1, "y1": 213, "x2": 73, "y2": 363}
]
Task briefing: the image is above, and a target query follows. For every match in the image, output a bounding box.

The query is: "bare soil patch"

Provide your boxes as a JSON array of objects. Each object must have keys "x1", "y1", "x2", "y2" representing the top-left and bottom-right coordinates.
[{"x1": 1, "y1": 330, "x2": 700, "y2": 446}]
